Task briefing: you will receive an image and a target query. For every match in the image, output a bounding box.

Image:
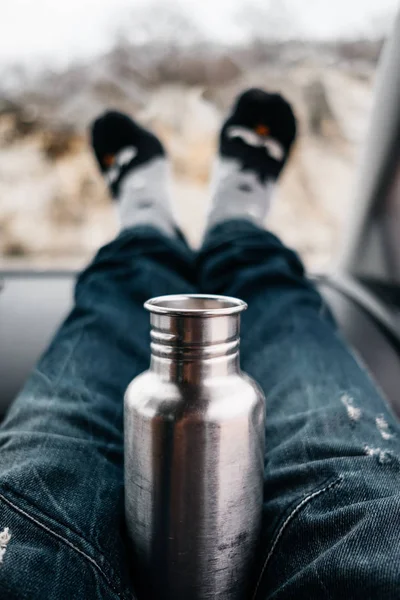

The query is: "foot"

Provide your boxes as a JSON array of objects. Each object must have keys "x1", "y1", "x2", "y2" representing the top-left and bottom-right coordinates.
[
  {"x1": 91, "y1": 111, "x2": 177, "y2": 237},
  {"x1": 207, "y1": 88, "x2": 297, "y2": 229}
]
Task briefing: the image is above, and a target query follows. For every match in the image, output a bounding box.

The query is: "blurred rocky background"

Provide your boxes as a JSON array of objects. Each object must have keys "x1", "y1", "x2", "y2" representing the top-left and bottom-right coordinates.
[{"x1": 0, "y1": 1, "x2": 395, "y2": 270}]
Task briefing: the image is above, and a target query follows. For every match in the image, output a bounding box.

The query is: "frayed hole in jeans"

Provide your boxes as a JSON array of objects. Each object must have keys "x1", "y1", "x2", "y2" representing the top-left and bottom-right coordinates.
[
  {"x1": 376, "y1": 415, "x2": 395, "y2": 440},
  {"x1": 364, "y1": 445, "x2": 394, "y2": 465},
  {"x1": 341, "y1": 394, "x2": 361, "y2": 423},
  {"x1": 0, "y1": 528, "x2": 11, "y2": 564}
]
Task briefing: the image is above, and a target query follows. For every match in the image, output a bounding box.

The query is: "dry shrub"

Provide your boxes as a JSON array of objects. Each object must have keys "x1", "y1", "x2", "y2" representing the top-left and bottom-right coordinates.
[
  {"x1": 41, "y1": 129, "x2": 83, "y2": 161},
  {"x1": 0, "y1": 100, "x2": 41, "y2": 142},
  {"x1": 152, "y1": 51, "x2": 242, "y2": 87},
  {"x1": 334, "y1": 39, "x2": 384, "y2": 64},
  {"x1": 47, "y1": 193, "x2": 85, "y2": 225},
  {"x1": 3, "y1": 239, "x2": 28, "y2": 257},
  {"x1": 304, "y1": 79, "x2": 338, "y2": 137}
]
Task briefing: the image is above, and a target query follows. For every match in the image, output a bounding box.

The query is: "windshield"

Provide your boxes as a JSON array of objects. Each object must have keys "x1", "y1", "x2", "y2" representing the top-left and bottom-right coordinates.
[{"x1": 0, "y1": 0, "x2": 397, "y2": 271}]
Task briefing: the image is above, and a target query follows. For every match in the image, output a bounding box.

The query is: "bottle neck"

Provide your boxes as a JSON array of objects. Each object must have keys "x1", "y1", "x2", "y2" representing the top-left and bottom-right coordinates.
[{"x1": 149, "y1": 312, "x2": 241, "y2": 384}]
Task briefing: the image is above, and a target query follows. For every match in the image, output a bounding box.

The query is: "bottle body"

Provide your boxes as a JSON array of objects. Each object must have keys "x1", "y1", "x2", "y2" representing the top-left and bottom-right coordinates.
[{"x1": 124, "y1": 295, "x2": 266, "y2": 599}]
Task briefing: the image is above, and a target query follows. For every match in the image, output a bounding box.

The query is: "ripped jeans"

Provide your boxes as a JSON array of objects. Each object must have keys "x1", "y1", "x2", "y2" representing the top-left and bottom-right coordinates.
[{"x1": 0, "y1": 220, "x2": 399, "y2": 599}]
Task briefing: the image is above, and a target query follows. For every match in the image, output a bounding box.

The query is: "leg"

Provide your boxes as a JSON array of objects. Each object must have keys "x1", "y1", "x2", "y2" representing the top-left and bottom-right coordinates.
[
  {"x1": 198, "y1": 90, "x2": 400, "y2": 598},
  {"x1": 0, "y1": 115, "x2": 196, "y2": 599}
]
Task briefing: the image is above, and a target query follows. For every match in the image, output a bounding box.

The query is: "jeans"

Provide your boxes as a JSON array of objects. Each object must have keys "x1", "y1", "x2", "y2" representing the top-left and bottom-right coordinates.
[{"x1": 0, "y1": 220, "x2": 399, "y2": 599}]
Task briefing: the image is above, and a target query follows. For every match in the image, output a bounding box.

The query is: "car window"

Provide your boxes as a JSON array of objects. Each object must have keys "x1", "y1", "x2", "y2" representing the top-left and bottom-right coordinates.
[{"x1": 0, "y1": 0, "x2": 396, "y2": 271}]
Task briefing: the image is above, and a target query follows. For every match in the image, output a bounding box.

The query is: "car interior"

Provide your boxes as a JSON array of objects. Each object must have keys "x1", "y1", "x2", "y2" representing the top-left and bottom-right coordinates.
[{"x1": 1, "y1": 13, "x2": 400, "y2": 421}]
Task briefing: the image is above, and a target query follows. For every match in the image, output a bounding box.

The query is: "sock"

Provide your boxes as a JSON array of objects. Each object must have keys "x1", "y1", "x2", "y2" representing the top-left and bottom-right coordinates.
[
  {"x1": 207, "y1": 88, "x2": 297, "y2": 230},
  {"x1": 91, "y1": 111, "x2": 177, "y2": 237}
]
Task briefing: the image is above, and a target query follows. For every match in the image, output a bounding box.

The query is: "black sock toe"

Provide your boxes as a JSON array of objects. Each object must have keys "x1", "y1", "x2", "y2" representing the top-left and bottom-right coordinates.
[
  {"x1": 220, "y1": 88, "x2": 297, "y2": 183},
  {"x1": 91, "y1": 111, "x2": 164, "y2": 197}
]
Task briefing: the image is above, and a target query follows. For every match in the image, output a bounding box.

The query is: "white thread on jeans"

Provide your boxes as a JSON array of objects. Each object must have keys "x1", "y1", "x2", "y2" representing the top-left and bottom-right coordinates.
[
  {"x1": 0, "y1": 527, "x2": 11, "y2": 564},
  {"x1": 252, "y1": 477, "x2": 342, "y2": 600},
  {"x1": 0, "y1": 493, "x2": 124, "y2": 597},
  {"x1": 376, "y1": 415, "x2": 394, "y2": 440},
  {"x1": 341, "y1": 394, "x2": 361, "y2": 423}
]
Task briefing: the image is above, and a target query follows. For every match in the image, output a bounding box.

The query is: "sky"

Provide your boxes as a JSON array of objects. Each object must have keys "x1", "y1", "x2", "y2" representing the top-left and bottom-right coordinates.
[{"x1": 0, "y1": 0, "x2": 398, "y2": 69}]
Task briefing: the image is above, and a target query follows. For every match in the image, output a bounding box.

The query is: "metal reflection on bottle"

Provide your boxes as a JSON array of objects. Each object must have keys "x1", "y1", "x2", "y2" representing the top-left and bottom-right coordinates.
[{"x1": 124, "y1": 294, "x2": 266, "y2": 600}]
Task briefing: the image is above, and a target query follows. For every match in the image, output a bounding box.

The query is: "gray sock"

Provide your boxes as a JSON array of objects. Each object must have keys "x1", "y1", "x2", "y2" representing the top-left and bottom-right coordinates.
[
  {"x1": 207, "y1": 155, "x2": 276, "y2": 230},
  {"x1": 204, "y1": 88, "x2": 297, "y2": 233},
  {"x1": 116, "y1": 156, "x2": 177, "y2": 237},
  {"x1": 91, "y1": 111, "x2": 178, "y2": 238}
]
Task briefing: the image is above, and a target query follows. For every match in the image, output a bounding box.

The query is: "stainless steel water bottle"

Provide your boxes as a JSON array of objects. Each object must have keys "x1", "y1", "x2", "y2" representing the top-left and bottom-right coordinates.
[{"x1": 124, "y1": 294, "x2": 265, "y2": 600}]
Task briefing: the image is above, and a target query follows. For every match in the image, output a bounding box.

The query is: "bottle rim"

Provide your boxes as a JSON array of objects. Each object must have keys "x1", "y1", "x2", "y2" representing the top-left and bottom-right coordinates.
[{"x1": 144, "y1": 294, "x2": 247, "y2": 317}]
